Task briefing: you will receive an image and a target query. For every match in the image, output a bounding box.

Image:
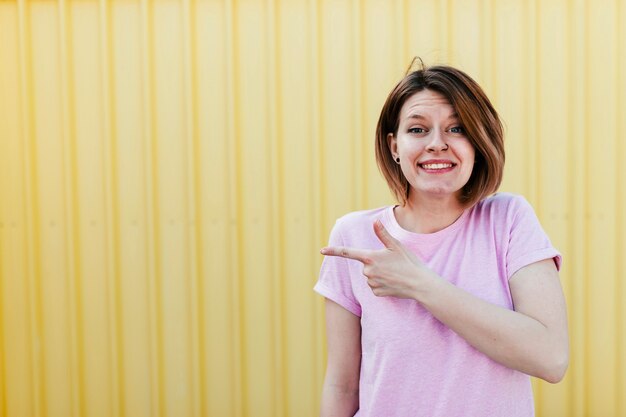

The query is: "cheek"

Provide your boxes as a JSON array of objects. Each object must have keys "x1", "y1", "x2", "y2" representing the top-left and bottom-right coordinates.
[
  {"x1": 461, "y1": 142, "x2": 476, "y2": 165},
  {"x1": 454, "y1": 143, "x2": 475, "y2": 178},
  {"x1": 463, "y1": 149, "x2": 476, "y2": 178},
  {"x1": 398, "y1": 140, "x2": 425, "y2": 157},
  {"x1": 466, "y1": 151, "x2": 476, "y2": 168}
]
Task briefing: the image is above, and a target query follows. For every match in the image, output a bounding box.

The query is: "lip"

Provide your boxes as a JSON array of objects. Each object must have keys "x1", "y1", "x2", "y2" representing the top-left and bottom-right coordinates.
[
  {"x1": 418, "y1": 159, "x2": 456, "y2": 165},
  {"x1": 417, "y1": 159, "x2": 457, "y2": 173}
]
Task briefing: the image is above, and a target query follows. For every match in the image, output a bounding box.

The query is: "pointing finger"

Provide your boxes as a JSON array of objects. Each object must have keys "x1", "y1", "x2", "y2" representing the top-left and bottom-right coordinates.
[
  {"x1": 320, "y1": 246, "x2": 372, "y2": 264},
  {"x1": 373, "y1": 219, "x2": 399, "y2": 249}
]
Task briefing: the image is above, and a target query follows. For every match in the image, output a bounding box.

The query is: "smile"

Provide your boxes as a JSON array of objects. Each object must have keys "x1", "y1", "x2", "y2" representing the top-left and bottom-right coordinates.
[{"x1": 419, "y1": 163, "x2": 455, "y2": 170}]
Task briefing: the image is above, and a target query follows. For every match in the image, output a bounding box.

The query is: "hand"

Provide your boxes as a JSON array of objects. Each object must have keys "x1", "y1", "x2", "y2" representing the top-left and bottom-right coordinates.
[{"x1": 320, "y1": 220, "x2": 438, "y2": 299}]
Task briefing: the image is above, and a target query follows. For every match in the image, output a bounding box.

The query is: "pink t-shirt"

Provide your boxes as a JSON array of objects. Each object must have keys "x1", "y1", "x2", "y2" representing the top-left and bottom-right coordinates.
[{"x1": 314, "y1": 193, "x2": 562, "y2": 417}]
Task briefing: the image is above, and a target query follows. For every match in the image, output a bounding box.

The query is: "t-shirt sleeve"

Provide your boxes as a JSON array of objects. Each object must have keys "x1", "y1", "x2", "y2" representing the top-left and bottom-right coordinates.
[
  {"x1": 506, "y1": 196, "x2": 562, "y2": 280},
  {"x1": 314, "y1": 220, "x2": 362, "y2": 317}
]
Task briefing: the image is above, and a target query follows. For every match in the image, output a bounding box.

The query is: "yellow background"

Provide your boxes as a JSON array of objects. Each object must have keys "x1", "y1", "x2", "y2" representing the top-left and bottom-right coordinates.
[{"x1": 1, "y1": 0, "x2": 625, "y2": 416}]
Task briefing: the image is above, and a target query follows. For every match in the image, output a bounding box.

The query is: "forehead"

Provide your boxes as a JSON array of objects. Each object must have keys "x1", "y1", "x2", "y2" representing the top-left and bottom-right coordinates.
[{"x1": 399, "y1": 89, "x2": 456, "y2": 121}]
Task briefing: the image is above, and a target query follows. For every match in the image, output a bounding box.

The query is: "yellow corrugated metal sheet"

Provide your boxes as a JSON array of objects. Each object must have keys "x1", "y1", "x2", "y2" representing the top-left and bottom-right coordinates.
[{"x1": 0, "y1": 0, "x2": 625, "y2": 416}]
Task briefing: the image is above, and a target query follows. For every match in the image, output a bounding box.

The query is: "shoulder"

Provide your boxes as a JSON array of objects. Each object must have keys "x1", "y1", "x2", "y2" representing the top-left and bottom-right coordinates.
[
  {"x1": 466, "y1": 193, "x2": 540, "y2": 235},
  {"x1": 469, "y1": 193, "x2": 547, "y2": 245},
  {"x1": 475, "y1": 192, "x2": 527, "y2": 209},
  {"x1": 472, "y1": 192, "x2": 533, "y2": 219},
  {"x1": 330, "y1": 206, "x2": 391, "y2": 243},
  {"x1": 337, "y1": 206, "x2": 390, "y2": 225}
]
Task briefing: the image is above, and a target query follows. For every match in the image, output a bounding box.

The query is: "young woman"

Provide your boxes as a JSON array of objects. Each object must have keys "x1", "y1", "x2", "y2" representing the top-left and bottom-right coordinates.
[{"x1": 315, "y1": 64, "x2": 569, "y2": 417}]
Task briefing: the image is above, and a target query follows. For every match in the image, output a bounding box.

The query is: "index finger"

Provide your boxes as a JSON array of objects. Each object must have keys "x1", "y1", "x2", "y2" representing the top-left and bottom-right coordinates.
[
  {"x1": 373, "y1": 219, "x2": 400, "y2": 249},
  {"x1": 320, "y1": 246, "x2": 372, "y2": 264}
]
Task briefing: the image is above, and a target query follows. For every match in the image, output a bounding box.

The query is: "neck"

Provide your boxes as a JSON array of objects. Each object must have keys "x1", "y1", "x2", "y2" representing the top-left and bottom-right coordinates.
[{"x1": 395, "y1": 193, "x2": 466, "y2": 234}]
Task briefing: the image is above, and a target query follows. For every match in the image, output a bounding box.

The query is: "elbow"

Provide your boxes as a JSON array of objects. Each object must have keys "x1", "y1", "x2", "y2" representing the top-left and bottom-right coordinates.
[
  {"x1": 541, "y1": 364, "x2": 568, "y2": 384},
  {"x1": 539, "y1": 350, "x2": 569, "y2": 384}
]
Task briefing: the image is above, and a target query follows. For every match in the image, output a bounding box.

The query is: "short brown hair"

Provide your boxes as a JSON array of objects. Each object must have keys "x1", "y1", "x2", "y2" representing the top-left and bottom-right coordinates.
[{"x1": 375, "y1": 63, "x2": 505, "y2": 208}]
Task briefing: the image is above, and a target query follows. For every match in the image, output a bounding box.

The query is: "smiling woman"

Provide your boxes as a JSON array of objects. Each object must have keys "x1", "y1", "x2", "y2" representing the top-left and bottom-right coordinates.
[{"x1": 315, "y1": 62, "x2": 569, "y2": 417}]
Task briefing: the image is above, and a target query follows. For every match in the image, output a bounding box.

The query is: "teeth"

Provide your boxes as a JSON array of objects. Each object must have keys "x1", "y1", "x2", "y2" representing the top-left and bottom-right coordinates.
[{"x1": 422, "y1": 163, "x2": 453, "y2": 169}]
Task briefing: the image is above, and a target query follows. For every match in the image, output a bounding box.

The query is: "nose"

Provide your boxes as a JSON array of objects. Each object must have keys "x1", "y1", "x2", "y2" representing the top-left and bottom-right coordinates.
[{"x1": 425, "y1": 129, "x2": 449, "y2": 152}]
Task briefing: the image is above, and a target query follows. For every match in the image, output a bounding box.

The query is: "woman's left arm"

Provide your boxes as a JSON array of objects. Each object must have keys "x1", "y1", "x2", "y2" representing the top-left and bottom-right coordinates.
[
  {"x1": 321, "y1": 220, "x2": 569, "y2": 383},
  {"x1": 416, "y1": 258, "x2": 569, "y2": 383}
]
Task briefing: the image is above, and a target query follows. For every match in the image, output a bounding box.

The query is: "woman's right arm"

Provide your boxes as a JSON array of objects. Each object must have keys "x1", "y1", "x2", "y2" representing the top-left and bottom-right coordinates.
[{"x1": 320, "y1": 298, "x2": 361, "y2": 417}]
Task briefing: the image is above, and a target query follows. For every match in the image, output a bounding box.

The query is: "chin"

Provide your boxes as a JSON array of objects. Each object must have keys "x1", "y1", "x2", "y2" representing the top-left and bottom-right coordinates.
[{"x1": 411, "y1": 186, "x2": 464, "y2": 200}]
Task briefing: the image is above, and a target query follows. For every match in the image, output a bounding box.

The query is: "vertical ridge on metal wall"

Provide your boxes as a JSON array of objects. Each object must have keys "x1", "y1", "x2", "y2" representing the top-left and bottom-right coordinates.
[
  {"x1": 266, "y1": 0, "x2": 286, "y2": 414},
  {"x1": 581, "y1": 2, "x2": 592, "y2": 414},
  {"x1": 181, "y1": 0, "x2": 202, "y2": 416},
  {"x1": 611, "y1": 12, "x2": 620, "y2": 406},
  {"x1": 566, "y1": 1, "x2": 585, "y2": 416},
  {"x1": 192, "y1": 0, "x2": 203, "y2": 410},
  {"x1": 359, "y1": 0, "x2": 369, "y2": 207},
  {"x1": 139, "y1": 1, "x2": 163, "y2": 415},
  {"x1": 525, "y1": 0, "x2": 537, "y2": 204},
  {"x1": 532, "y1": 0, "x2": 541, "y2": 212},
  {"x1": 395, "y1": 0, "x2": 406, "y2": 70},
  {"x1": 224, "y1": 0, "x2": 244, "y2": 415},
  {"x1": 17, "y1": 1, "x2": 42, "y2": 415},
  {"x1": 442, "y1": 0, "x2": 451, "y2": 62},
  {"x1": 350, "y1": 0, "x2": 363, "y2": 209},
  {"x1": 617, "y1": 1, "x2": 626, "y2": 414},
  {"x1": 486, "y1": 0, "x2": 497, "y2": 99},
  {"x1": 99, "y1": 0, "x2": 122, "y2": 415},
  {"x1": 57, "y1": 1, "x2": 83, "y2": 416},
  {"x1": 189, "y1": 0, "x2": 211, "y2": 409}
]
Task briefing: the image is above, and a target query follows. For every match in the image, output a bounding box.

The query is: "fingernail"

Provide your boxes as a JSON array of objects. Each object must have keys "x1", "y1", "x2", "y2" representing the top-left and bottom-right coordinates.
[{"x1": 320, "y1": 248, "x2": 326, "y2": 255}]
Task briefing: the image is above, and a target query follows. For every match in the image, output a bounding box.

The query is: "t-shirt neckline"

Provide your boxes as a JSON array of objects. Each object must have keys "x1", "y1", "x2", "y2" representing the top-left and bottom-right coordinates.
[{"x1": 383, "y1": 204, "x2": 471, "y2": 245}]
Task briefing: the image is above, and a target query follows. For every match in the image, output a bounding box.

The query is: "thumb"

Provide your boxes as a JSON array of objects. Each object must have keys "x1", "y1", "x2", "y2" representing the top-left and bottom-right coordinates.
[{"x1": 373, "y1": 219, "x2": 400, "y2": 249}]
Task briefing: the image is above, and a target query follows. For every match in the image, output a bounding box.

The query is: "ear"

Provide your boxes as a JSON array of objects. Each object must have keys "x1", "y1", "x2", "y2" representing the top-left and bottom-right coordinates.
[{"x1": 387, "y1": 133, "x2": 397, "y2": 158}]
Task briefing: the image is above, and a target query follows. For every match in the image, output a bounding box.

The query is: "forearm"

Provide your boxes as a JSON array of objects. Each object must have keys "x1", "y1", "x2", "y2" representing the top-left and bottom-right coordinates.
[
  {"x1": 320, "y1": 380, "x2": 359, "y2": 417},
  {"x1": 320, "y1": 299, "x2": 361, "y2": 417},
  {"x1": 415, "y1": 274, "x2": 568, "y2": 383}
]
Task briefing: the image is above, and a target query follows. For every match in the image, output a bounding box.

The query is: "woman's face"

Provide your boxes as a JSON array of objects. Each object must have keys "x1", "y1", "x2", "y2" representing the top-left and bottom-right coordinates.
[{"x1": 388, "y1": 89, "x2": 475, "y2": 203}]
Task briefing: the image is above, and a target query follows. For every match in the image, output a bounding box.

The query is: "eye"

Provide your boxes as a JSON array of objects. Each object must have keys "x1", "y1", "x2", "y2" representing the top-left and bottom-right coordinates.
[
  {"x1": 449, "y1": 126, "x2": 465, "y2": 134},
  {"x1": 408, "y1": 127, "x2": 427, "y2": 134}
]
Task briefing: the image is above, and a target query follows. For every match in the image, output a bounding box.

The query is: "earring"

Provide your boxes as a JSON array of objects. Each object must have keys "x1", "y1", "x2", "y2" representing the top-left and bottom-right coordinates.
[{"x1": 395, "y1": 157, "x2": 400, "y2": 163}]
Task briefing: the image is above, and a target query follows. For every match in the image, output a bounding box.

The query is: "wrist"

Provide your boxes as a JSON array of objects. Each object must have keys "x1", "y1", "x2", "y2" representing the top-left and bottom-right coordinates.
[{"x1": 411, "y1": 268, "x2": 444, "y2": 303}]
